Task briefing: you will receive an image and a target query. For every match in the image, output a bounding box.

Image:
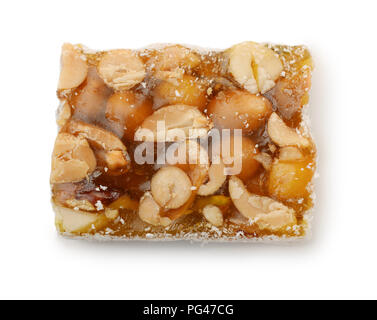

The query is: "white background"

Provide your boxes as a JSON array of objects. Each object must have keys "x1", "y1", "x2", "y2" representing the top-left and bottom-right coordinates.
[{"x1": 0, "y1": 0, "x2": 376, "y2": 300}]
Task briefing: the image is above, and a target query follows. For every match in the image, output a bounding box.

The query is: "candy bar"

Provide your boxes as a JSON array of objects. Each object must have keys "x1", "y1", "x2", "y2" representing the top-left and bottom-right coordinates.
[{"x1": 51, "y1": 42, "x2": 316, "y2": 241}]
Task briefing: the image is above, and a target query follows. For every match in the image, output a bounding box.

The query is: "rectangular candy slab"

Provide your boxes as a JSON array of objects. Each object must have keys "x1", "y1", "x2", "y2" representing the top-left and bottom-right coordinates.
[{"x1": 51, "y1": 42, "x2": 316, "y2": 241}]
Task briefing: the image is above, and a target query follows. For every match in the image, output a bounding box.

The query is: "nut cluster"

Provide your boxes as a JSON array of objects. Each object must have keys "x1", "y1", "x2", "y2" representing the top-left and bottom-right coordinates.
[{"x1": 51, "y1": 42, "x2": 315, "y2": 237}]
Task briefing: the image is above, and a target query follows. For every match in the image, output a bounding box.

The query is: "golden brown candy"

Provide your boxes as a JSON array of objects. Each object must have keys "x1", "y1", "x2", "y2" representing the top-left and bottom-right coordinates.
[{"x1": 52, "y1": 42, "x2": 315, "y2": 241}]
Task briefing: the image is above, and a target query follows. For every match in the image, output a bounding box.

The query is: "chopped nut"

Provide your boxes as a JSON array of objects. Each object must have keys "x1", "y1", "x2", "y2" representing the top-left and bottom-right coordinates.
[
  {"x1": 268, "y1": 143, "x2": 277, "y2": 153},
  {"x1": 135, "y1": 105, "x2": 211, "y2": 142},
  {"x1": 53, "y1": 202, "x2": 108, "y2": 234},
  {"x1": 51, "y1": 133, "x2": 96, "y2": 184},
  {"x1": 202, "y1": 205, "x2": 224, "y2": 227},
  {"x1": 152, "y1": 75, "x2": 208, "y2": 110},
  {"x1": 207, "y1": 90, "x2": 272, "y2": 133},
  {"x1": 151, "y1": 166, "x2": 192, "y2": 209},
  {"x1": 65, "y1": 120, "x2": 126, "y2": 151},
  {"x1": 138, "y1": 192, "x2": 172, "y2": 227},
  {"x1": 56, "y1": 101, "x2": 72, "y2": 127},
  {"x1": 105, "y1": 150, "x2": 129, "y2": 171},
  {"x1": 65, "y1": 199, "x2": 96, "y2": 211},
  {"x1": 97, "y1": 49, "x2": 146, "y2": 90},
  {"x1": 58, "y1": 43, "x2": 88, "y2": 90},
  {"x1": 198, "y1": 160, "x2": 226, "y2": 196},
  {"x1": 65, "y1": 120, "x2": 130, "y2": 171},
  {"x1": 279, "y1": 146, "x2": 304, "y2": 161},
  {"x1": 170, "y1": 140, "x2": 209, "y2": 185},
  {"x1": 229, "y1": 176, "x2": 296, "y2": 231},
  {"x1": 148, "y1": 45, "x2": 201, "y2": 80},
  {"x1": 267, "y1": 112, "x2": 310, "y2": 148},
  {"x1": 105, "y1": 208, "x2": 119, "y2": 220},
  {"x1": 254, "y1": 152, "x2": 272, "y2": 170},
  {"x1": 226, "y1": 41, "x2": 283, "y2": 94},
  {"x1": 158, "y1": 141, "x2": 209, "y2": 221},
  {"x1": 256, "y1": 211, "x2": 298, "y2": 232}
]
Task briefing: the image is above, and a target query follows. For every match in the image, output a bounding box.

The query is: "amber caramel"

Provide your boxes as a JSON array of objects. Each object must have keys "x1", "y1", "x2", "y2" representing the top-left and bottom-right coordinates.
[{"x1": 51, "y1": 42, "x2": 316, "y2": 241}]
